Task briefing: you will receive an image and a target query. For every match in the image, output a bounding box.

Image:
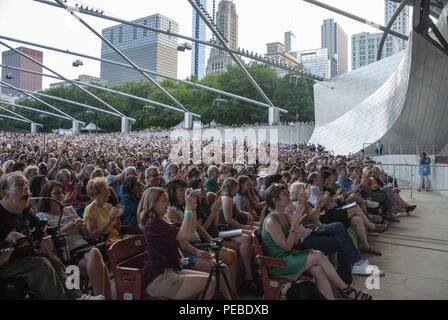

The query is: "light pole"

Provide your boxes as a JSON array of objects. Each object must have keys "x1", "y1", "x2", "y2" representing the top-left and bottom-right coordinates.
[
  {"x1": 85, "y1": 110, "x2": 94, "y2": 134},
  {"x1": 39, "y1": 114, "x2": 48, "y2": 149}
]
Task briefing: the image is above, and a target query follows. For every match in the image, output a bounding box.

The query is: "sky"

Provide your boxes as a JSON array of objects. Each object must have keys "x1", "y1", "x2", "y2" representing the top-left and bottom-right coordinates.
[{"x1": 0, "y1": 0, "x2": 410, "y2": 89}]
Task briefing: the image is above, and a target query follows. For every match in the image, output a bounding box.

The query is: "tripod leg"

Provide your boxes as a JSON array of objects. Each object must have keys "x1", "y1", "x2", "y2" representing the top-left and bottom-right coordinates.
[
  {"x1": 221, "y1": 266, "x2": 236, "y2": 300},
  {"x1": 200, "y1": 268, "x2": 216, "y2": 300}
]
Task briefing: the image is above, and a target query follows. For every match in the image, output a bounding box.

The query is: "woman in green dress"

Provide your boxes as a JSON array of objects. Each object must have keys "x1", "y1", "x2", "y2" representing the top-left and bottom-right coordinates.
[{"x1": 261, "y1": 183, "x2": 372, "y2": 300}]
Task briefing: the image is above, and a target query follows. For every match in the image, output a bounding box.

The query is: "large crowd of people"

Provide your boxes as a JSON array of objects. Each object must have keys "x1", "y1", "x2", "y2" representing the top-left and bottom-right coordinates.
[{"x1": 0, "y1": 130, "x2": 417, "y2": 300}]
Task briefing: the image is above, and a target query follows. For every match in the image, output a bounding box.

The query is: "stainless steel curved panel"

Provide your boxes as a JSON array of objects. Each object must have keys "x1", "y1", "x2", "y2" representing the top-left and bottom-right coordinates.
[{"x1": 310, "y1": 4, "x2": 448, "y2": 156}]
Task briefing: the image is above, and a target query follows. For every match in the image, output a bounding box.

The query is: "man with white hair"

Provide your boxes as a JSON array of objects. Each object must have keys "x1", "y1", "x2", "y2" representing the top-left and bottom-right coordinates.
[{"x1": 205, "y1": 165, "x2": 221, "y2": 195}]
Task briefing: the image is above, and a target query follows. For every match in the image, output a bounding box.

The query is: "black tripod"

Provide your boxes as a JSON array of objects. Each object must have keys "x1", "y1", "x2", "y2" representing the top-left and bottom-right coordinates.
[{"x1": 200, "y1": 238, "x2": 235, "y2": 300}]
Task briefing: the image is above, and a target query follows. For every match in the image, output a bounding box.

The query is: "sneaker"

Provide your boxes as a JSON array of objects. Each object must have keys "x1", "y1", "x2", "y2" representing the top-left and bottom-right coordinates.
[
  {"x1": 368, "y1": 214, "x2": 382, "y2": 223},
  {"x1": 366, "y1": 200, "x2": 379, "y2": 208},
  {"x1": 76, "y1": 294, "x2": 105, "y2": 300},
  {"x1": 352, "y1": 261, "x2": 385, "y2": 276},
  {"x1": 392, "y1": 206, "x2": 405, "y2": 214}
]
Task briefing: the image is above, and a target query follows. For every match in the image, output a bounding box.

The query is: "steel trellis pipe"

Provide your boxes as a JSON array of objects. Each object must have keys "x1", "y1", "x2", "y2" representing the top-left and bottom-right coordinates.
[
  {"x1": 377, "y1": 0, "x2": 408, "y2": 61},
  {"x1": 0, "y1": 64, "x2": 199, "y2": 118},
  {"x1": 33, "y1": 0, "x2": 323, "y2": 82},
  {"x1": 0, "y1": 113, "x2": 42, "y2": 125},
  {"x1": 0, "y1": 80, "x2": 80, "y2": 122},
  {"x1": 0, "y1": 40, "x2": 125, "y2": 118},
  {"x1": 0, "y1": 35, "x2": 279, "y2": 112},
  {"x1": 53, "y1": 0, "x2": 191, "y2": 116},
  {"x1": 187, "y1": 0, "x2": 278, "y2": 112},
  {"x1": 0, "y1": 105, "x2": 42, "y2": 126},
  {"x1": 0, "y1": 100, "x2": 73, "y2": 122}
]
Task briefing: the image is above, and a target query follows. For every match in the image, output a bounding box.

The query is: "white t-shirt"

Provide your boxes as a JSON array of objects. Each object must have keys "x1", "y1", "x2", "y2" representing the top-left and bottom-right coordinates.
[{"x1": 37, "y1": 207, "x2": 87, "y2": 251}]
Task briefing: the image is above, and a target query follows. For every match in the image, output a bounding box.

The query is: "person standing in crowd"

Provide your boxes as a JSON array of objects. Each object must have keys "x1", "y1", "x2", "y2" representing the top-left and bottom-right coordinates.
[
  {"x1": 375, "y1": 140, "x2": 384, "y2": 156},
  {"x1": 418, "y1": 152, "x2": 431, "y2": 191}
]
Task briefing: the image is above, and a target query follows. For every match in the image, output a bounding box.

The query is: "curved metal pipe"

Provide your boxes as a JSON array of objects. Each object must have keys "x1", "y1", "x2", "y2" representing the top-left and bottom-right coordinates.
[{"x1": 377, "y1": 0, "x2": 408, "y2": 61}]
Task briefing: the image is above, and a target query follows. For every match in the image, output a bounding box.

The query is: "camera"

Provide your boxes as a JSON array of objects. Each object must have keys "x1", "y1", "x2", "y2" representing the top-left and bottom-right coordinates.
[
  {"x1": 46, "y1": 226, "x2": 70, "y2": 265},
  {"x1": 0, "y1": 220, "x2": 48, "y2": 258},
  {"x1": 193, "y1": 189, "x2": 202, "y2": 197},
  {"x1": 194, "y1": 238, "x2": 224, "y2": 252}
]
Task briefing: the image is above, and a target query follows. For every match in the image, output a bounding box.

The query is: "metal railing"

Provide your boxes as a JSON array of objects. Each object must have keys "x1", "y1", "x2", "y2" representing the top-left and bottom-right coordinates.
[
  {"x1": 362, "y1": 143, "x2": 436, "y2": 156},
  {"x1": 371, "y1": 163, "x2": 448, "y2": 198}
]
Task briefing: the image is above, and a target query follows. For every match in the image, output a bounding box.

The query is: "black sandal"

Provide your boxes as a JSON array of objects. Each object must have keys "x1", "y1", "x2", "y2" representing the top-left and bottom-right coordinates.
[
  {"x1": 360, "y1": 247, "x2": 382, "y2": 256},
  {"x1": 339, "y1": 286, "x2": 373, "y2": 300}
]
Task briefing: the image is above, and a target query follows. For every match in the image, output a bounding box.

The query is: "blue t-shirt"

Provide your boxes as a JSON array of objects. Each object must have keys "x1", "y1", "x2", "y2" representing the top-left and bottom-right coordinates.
[
  {"x1": 419, "y1": 157, "x2": 431, "y2": 176},
  {"x1": 336, "y1": 177, "x2": 354, "y2": 192}
]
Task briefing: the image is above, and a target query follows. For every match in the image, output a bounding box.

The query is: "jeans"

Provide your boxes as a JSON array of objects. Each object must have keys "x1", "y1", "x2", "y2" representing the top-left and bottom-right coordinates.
[
  {"x1": 301, "y1": 222, "x2": 360, "y2": 285},
  {"x1": 380, "y1": 187, "x2": 397, "y2": 206},
  {"x1": 418, "y1": 175, "x2": 430, "y2": 190}
]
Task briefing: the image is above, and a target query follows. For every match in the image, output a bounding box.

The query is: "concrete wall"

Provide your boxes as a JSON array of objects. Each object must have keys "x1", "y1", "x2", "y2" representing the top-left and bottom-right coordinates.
[
  {"x1": 373, "y1": 155, "x2": 448, "y2": 197},
  {"x1": 140, "y1": 124, "x2": 315, "y2": 145}
]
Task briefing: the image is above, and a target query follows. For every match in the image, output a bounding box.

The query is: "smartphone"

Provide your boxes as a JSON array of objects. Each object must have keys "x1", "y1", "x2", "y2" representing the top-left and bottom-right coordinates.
[{"x1": 193, "y1": 189, "x2": 202, "y2": 197}]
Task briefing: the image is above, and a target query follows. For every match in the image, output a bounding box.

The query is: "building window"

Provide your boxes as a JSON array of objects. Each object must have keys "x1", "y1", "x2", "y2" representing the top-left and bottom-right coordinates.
[
  {"x1": 133, "y1": 26, "x2": 137, "y2": 39},
  {"x1": 119, "y1": 26, "x2": 123, "y2": 43},
  {"x1": 110, "y1": 29, "x2": 114, "y2": 43},
  {"x1": 143, "y1": 20, "x2": 148, "y2": 37}
]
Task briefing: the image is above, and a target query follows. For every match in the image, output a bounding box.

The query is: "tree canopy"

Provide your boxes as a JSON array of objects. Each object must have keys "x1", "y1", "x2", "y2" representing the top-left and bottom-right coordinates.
[{"x1": 0, "y1": 62, "x2": 315, "y2": 132}]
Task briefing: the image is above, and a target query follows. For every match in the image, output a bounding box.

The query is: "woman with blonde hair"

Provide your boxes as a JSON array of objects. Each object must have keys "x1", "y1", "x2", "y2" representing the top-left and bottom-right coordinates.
[
  {"x1": 83, "y1": 177, "x2": 123, "y2": 246},
  {"x1": 138, "y1": 187, "x2": 216, "y2": 299}
]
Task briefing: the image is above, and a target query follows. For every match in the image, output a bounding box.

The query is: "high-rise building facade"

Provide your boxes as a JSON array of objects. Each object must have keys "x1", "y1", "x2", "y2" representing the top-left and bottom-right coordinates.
[
  {"x1": 351, "y1": 32, "x2": 384, "y2": 70},
  {"x1": 100, "y1": 14, "x2": 178, "y2": 85},
  {"x1": 352, "y1": 1, "x2": 409, "y2": 71},
  {"x1": 284, "y1": 31, "x2": 295, "y2": 53},
  {"x1": 292, "y1": 48, "x2": 337, "y2": 80},
  {"x1": 1, "y1": 47, "x2": 43, "y2": 96},
  {"x1": 266, "y1": 42, "x2": 302, "y2": 78},
  {"x1": 321, "y1": 18, "x2": 348, "y2": 75},
  {"x1": 384, "y1": 0, "x2": 409, "y2": 56},
  {"x1": 206, "y1": 0, "x2": 238, "y2": 75},
  {"x1": 191, "y1": 0, "x2": 208, "y2": 80}
]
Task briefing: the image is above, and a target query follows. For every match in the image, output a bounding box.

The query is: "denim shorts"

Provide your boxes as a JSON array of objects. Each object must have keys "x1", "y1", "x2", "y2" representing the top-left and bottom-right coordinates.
[{"x1": 180, "y1": 249, "x2": 198, "y2": 269}]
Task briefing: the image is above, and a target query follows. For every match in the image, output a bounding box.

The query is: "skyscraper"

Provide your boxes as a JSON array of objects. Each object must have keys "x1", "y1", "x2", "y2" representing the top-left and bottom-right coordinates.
[
  {"x1": 1, "y1": 47, "x2": 43, "y2": 96},
  {"x1": 191, "y1": 0, "x2": 208, "y2": 80},
  {"x1": 206, "y1": 0, "x2": 238, "y2": 75},
  {"x1": 100, "y1": 14, "x2": 178, "y2": 86},
  {"x1": 352, "y1": 1, "x2": 409, "y2": 70},
  {"x1": 321, "y1": 18, "x2": 348, "y2": 75},
  {"x1": 284, "y1": 31, "x2": 295, "y2": 53},
  {"x1": 384, "y1": 0, "x2": 409, "y2": 56},
  {"x1": 292, "y1": 48, "x2": 337, "y2": 80}
]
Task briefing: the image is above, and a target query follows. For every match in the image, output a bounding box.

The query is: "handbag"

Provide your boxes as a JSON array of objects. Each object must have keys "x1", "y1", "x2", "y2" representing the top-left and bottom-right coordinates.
[{"x1": 323, "y1": 207, "x2": 350, "y2": 228}]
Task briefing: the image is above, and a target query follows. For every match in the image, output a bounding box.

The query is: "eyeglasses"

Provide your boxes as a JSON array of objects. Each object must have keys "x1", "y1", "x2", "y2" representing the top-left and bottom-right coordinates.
[{"x1": 51, "y1": 190, "x2": 66, "y2": 196}]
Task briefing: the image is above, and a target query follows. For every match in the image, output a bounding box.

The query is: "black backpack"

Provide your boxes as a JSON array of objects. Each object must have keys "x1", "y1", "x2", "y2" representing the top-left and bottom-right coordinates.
[{"x1": 286, "y1": 281, "x2": 326, "y2": 300}]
